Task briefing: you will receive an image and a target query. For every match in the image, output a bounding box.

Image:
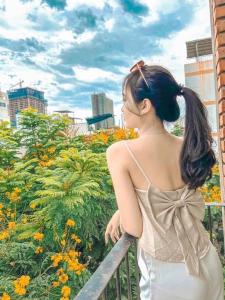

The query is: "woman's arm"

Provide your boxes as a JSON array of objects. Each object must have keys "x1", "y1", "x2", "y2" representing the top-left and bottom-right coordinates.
[{"x1": 106, "y1": 142, "x2": 143, "y2": 238}]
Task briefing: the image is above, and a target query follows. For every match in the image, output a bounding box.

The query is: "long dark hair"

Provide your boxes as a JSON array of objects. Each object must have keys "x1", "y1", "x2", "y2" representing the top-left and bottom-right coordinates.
[{"x1": 122, "y1": 64, "x2": 217, "y2": 190}]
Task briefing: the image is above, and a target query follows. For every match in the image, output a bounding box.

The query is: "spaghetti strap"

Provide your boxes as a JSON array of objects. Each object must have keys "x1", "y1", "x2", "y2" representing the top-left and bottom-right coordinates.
[{"x1": 123, "y1": 140, "x2": 151, "y2": 185}]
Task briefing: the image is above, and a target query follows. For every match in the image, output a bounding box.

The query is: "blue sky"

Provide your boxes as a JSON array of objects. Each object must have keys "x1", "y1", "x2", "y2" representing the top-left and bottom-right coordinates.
[{"x1": 0, "y1": 0, "x2": 211, "y2": 123}]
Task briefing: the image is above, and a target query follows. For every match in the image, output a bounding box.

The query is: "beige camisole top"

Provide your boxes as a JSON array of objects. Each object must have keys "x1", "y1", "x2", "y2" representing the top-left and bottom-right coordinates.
[{"x1": 122, "y1": 140, "x2": 211, "y2": 278}]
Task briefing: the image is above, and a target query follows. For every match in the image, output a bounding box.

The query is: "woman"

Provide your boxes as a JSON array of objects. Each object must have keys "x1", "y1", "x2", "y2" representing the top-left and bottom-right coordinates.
[{"x1": 104, "y1": 61, "x2": 224, "y2": 299}]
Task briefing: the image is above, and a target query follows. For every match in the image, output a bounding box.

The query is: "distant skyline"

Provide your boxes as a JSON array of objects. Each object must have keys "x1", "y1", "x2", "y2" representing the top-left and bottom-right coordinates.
[{"x1": 0, "y1": 0, "x2": 211, "y2": 124}]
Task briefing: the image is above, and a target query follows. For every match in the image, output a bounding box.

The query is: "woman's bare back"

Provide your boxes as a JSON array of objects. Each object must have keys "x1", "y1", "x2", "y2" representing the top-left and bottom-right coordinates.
[{"x1": 124, "y1": 132, "x2": 185, "y2": 192}]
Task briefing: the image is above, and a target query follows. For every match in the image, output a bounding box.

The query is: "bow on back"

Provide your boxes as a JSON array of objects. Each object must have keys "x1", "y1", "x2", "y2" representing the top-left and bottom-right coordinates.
[{"x1": 149, "y1": 187, "x2": 206, "y2": 277}]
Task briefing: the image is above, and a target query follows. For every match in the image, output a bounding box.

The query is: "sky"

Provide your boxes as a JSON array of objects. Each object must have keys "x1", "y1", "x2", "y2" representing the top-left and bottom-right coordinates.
[{"x1": 0, "y1": 0, "x2": 211, "y2": 125}]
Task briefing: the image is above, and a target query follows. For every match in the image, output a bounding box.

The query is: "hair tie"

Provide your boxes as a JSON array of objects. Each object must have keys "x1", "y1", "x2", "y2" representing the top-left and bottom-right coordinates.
[{"x1": 177, "y1": 84, "x2": 184, "y2": 96}]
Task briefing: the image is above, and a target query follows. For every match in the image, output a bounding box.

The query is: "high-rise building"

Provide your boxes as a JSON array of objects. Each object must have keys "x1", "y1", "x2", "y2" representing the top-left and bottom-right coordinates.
[
  {"x1": 0, "y1": 91, "x2": 9, "y2": 122},
  {"x1": 184, "y1": 37, "x2": 218, "y2": 154},
  {"x1": 7, "y1": 87, "x2": 47, "y2": 127},
  {"x1": 91, "y1": 92, "x2": 114, "y2": 130}
]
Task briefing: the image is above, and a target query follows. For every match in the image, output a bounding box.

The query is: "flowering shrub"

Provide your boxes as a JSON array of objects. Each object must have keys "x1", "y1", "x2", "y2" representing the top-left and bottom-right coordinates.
[{"x1": 0, "y1": 108, "x2": 222, "y2": 299}]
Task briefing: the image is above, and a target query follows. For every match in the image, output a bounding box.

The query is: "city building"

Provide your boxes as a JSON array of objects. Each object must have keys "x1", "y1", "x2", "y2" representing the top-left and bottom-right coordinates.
[
  {"x1": 0, "y1": 91, "x2": 9, "y2": 122},
  {"x1": 91, "y1": 92, "x2": 115, "y2": 130},
  {"x1": 184, "y1": 37, "x2": 218, "y2": 154},
  {"x1": 7, "y1": 87, "x2": 47, "y2": 127}
]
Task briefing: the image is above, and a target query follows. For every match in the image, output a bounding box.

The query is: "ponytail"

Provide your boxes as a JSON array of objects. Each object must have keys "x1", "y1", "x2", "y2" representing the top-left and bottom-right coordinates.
[{"x1": 180, "y1": 87, "x2": 217, "y2": 190}]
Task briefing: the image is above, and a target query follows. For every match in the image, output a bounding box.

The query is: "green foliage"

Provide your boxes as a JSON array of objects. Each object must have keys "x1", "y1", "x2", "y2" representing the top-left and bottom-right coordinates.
[
  {"x1": 170, "y1": 120, "x2": 184, "y2": 136},
  {"x1": 0, "y1": 109, "x2": 116, "y2": 299},
  {"x1": 0, "y1": 121, "x2": 19, "y2": 169}
]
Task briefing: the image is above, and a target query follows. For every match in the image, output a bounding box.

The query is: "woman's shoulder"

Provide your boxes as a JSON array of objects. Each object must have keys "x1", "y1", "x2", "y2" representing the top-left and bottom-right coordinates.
[{"x1": 106, "y1": 140, "x2": 126, "y2": 156}]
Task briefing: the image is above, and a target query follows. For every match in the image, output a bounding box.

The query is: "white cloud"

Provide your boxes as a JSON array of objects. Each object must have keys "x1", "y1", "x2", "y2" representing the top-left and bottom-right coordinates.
[
  {"x1": 144, "y1": 0, "x2": 180, "y2": 14},
  {"x1": 0, "y1": 0, "x2": 75, "y2": 56},
  {"x1": 0, "y1": 0, "x2": 56, "y2": 40},
  {"x1": 66, "y1": 0, "x2": 106, "y2": 11},
  {"x1": 139, "y1": 0, "x2": 180, "y2": 25},
  {"x1": 58, "y1": 83, "x2": 76, "y2": 90},
  {"x1": 105, "y1": 18, "x2": 115, "y2": 32},
  {"x1": 75, "y1": 31, "x2": 97, "y2": 44},
  {"x1": 0, "y1": 0, "x2": 34, "y2": 31},
  {"x1": 72, "y1": 65, "x2": 122, "y2": 83}
]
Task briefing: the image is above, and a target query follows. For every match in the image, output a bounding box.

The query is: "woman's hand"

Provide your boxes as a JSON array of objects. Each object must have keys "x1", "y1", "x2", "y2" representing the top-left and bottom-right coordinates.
[{"x1": 104, "y1": 210, "x2": 123, "y2": 245}]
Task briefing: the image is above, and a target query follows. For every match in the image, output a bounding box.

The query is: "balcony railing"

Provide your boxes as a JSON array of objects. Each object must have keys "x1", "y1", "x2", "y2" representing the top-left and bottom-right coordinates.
[{"x1": 74, "y1": 203, "x2": 225, "y2": 300}]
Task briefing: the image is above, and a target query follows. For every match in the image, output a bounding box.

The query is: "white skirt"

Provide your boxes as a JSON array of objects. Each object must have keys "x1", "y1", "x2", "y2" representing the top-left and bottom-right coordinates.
[{"x1": 137, "y1": 241, "x2": 224, "y2": 300}]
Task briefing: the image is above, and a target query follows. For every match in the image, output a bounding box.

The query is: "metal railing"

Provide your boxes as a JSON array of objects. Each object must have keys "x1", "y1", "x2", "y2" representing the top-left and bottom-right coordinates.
[{"x1": 74, "y1": 203, "x2": 225, "y2": 300}]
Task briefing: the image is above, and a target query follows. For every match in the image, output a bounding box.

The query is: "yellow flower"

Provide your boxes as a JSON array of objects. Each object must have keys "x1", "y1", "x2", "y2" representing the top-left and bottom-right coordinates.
[
  {"x1": 1, "y1": 292, "x2": 11, "y2": 300},
  {"x1": 71, "y1": 234, "x2": 81, "y2": 244},
  {"x1": 52, "y1": 281, "x2": 60, "y2": 288},
  {"x1": 61, "y1": 286, "x2": 71, "y2": 297},
  {"x1": 8, "y1": 222, "x2": 16, "y2": 230},
  {"x1": 19, "y1": 275, "x2": 30, "y2": 286},
  {"x1": 47, "y1": 146, "x2": 56, "y2": 154},
  {"x1": 71, "y1": 234, "x2": 76, "y2": 240},
  {"x1": 61, "y1": 239, "x2": 66, "y2": 246},
  {"x1": 66, "y1": 219, "x2": 75, "y2": 227},
  {"x1": 13, "y1": 275, "x2": 30, "y2": 296},
  {"x1": 15, "y1": 287, "x2": 26, "y2": 295},
  {"x1": 39, "y1": 160, "x2": 54, "y2": 167},
  {"x1": 97, "y1": 132, "x2": 109, "y2": 144},
  {"x1": 6, "y1": 190, "x2": 20, "y2": 203},
  {"x1": 51, "y1": 253, "x2": 63, "y2": 267},
  {"x1": 13, "y1": 187, "x2": 21, "y2": 194},
  {"x1": 30, "y1": 203, "x2": 36, "y2": 209},
  {"x1": 58, "y1": 273, "x2": 68, "y2": 283},
  {"x1": 0, "y1": 203, "x2": 4, "y2": 209},
  {"x1": 35, "y1": 247, "x2": 43, "y2": 254},
  {"x1": 68, "y1": 249, "x2": 79, "y2": 258},
  {"x1": 57, "y1": 268, "x2": 64, "y2": 276},
  {"x1": 33, "y1": 232, "x2": 44, "y2": 241},
  {"x1": 0, "y1": 230, "x2": 9, "y2": 240},
  {"x1": 60, "y1": 153, "x2": 69, "y2": 159},
  {"x1": 113, "y1": 128, "x2": 126, "y2": 140},
  {"x1": 40, "y1": 154, "x2": 49, "y2": 161}
]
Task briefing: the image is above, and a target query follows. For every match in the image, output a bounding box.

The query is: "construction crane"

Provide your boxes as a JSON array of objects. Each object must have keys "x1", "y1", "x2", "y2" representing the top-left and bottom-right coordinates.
[{"x1": 9, "y1": 80, "x2": 24, "y2": 90}]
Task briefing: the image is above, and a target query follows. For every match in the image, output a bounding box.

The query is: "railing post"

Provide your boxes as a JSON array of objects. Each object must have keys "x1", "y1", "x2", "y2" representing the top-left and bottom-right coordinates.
[
  {"x1": 115, "y1": 266, "x2": 121, "y2": 300},
  {"x1": 125, "y1": 252, "x2": 132, "y2": 300},
  {"x1": 207, "y1": 205, "x2": 213, "y2": 242},
  {"x1": 134, "y1": 239, "x2": 141, "y2": 300}
]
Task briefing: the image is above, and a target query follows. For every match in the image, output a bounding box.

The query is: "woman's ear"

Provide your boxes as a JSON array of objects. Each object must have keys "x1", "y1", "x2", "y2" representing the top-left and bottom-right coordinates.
[{"x1": 139, "y1": 98, "x2": 151, "y2": 114}]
